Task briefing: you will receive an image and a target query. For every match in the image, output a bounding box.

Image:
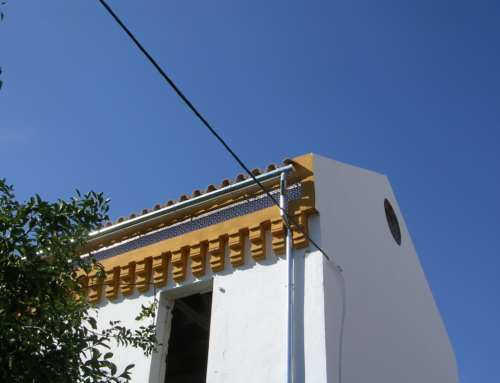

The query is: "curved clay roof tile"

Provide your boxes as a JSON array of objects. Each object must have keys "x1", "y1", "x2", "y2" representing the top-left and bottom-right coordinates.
[
  {"x1": 251, "y1": 168, "x2": 263, "y2": 176},
  {"x1": 109, "y1": 158, "x2": 292, "y2": 226},
  {"x1": 205, "y1": 184, "x2": 218, "y2": 193},
  {"x1": 192, "y1": 189, "x2": 204, "y2": 198},
  {"x1": 220, "y1": 179, "x2": 232, "y2": 188},
  {"x1": 265, "y1": 163, "x2": 278, "y2": 172},
  {"x1": 234, "y1": 173, "x2": 249, "y2": 183}
]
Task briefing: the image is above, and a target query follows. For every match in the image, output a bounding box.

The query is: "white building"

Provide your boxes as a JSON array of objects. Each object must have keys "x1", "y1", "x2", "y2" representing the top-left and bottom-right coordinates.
[{"x1": 85, "y1": 153, "x2": 458, "y2": 383}]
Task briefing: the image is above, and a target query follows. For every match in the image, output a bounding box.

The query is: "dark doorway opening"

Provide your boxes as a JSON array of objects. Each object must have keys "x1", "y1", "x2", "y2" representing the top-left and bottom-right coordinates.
[{"x1": 164, "y1": 291, "x2": 212, "y2": 383}]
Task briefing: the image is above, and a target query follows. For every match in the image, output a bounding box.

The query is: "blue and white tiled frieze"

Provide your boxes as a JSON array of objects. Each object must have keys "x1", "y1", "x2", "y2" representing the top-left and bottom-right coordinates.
[{"x1": 93, "y1": 183, "x2": 301, "y2": 261}]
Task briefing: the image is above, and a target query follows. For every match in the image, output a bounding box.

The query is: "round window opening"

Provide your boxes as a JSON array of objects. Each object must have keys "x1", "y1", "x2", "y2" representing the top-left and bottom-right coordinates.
[{"x1": 384, "y1": 199, "x2": 401, "y2": 245}]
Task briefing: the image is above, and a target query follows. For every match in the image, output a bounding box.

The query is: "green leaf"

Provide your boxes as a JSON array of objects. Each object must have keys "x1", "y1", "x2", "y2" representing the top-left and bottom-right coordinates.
[
  {"x1": 103, "y1": 352, "x2": 113, "y2": 360},
  {"x1": 0, "y1": 181, "x2": 157, "y2": 382},
  {"x1": 88, "y1": 316, "x2": 97, "y2": 330}
]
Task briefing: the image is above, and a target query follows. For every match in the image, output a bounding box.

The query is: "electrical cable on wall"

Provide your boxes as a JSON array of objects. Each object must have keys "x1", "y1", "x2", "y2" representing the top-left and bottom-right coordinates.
[{"x1": 98, "y1": 1, "x2": 346, "y2": 381}]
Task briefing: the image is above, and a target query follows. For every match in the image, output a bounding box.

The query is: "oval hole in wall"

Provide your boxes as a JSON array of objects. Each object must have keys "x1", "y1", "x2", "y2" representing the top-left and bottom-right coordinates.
[{"x1": 384, "y1": 199, "x2": 401, "y2": 245}]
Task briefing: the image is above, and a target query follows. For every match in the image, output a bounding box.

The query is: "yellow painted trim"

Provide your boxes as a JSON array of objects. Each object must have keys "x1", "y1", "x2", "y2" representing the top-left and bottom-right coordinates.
[
  {"x1": 136, "y1": 257, "x2": 152, "y2": 293},
  {"x1": 271, "y1": 218, "x2": 286, "y2": 255},
  {"x1": 287, "y1": 154, "x2": 317, "y2": 217},
  {"x1": 83, "y1": 154, "x2": 320, "y2": 301},
  {"x1": 172, "y1": 247, "x2": 189, "y2": 282},
  {"x1": 190, "y1": 241, "x2": 207, "y2": 277},
  {"x1": 98, "y1": 206, "x2": 280, "y2": 271},
  {"x1": 88, "y1": 274, "x2": 103, "y2": 304},
  {"x1": 152, "y1": 252, "x2": 169, "y2": 288},
  {"x1": 104, "y1": 267, "x2": 119, "y2": 300},
  {"x1": 209, "y1": 236, "x2": 226, "y2": 273},
  {"x1": 120, "y1": 262, "x2": 135, "y2": 297},
  {"x1": 249, "y1": 221, "x2": 268, "y2": 261},
  {"x1": 228, "y1": 229, "x2": 245, "y2": 267}
]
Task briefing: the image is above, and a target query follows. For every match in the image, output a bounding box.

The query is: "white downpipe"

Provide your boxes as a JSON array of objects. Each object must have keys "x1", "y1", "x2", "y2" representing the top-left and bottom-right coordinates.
[
  {"x1": 286, "y1": 226, "x2": 293, "y2": 383},
  {"x1": 281, "y1": 173, "x2": 293, "y2": 383}
]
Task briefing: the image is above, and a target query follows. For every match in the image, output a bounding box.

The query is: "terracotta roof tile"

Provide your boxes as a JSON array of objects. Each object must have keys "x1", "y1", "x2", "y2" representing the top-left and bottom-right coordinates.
[
  {"x1": 251, "y1": 168, "x2": 263, "y2": 176},
  {"x1": 205, "y1": 184, "x2": 218, "y2": 193},
  {"x1": 192, "y1": 189, "x2": 204, "y2": 198},
  {"x1": 234, "y1": 173, "x2": 249, "y2": 183},
  {"x1": 104, "y1": 159, "x2": 293, "y2": 227},
  {"x1": 265, "y1": 163, "x2": 278, "y2": 172},
  {"x1": 219, "y1": 179, "x2": 232, "y2": 188},
  {"x1": 178, "y1": 194, "x2": 190, "y2": 202}
]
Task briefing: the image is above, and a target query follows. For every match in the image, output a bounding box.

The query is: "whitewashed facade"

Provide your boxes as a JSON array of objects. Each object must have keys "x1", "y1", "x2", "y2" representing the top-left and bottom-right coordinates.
[{"x1": 85, "y1": 154, "x2": 458, "y2": 383}]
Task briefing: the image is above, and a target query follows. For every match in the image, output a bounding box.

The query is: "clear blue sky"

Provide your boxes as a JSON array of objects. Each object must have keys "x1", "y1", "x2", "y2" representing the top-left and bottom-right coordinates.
[{"x1": 1, "y1": 1, "x2": 499, "y2": 381}]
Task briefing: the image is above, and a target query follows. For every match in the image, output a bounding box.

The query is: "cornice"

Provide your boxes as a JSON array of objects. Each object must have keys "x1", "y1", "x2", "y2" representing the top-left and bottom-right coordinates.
[{"x1": 82, "y1": 154, "x2": 319, "y2": 304}]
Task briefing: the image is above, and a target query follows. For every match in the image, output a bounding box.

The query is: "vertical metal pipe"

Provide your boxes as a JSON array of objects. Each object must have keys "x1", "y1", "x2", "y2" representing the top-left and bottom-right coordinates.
[
  {"x1": 286, "y1": 226, "x2": 293, "y2": 383},
  {"x1": 281, "y1": 173, "x2": 293, "y2": 383}
]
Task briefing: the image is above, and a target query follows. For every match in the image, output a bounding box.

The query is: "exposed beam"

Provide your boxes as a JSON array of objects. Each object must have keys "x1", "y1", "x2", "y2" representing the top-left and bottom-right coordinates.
[
  {"x1": 175, "y1": 313, "x2": 210, "y2": 328},
  {"x1": 174, "y1": 300, "x2": 210, "y2": 332}
]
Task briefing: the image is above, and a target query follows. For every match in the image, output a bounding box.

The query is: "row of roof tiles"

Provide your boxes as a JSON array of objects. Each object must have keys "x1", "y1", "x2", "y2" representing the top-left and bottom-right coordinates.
[{"x1": 104, "y1": 159, "x2": 294, "y2": 227}]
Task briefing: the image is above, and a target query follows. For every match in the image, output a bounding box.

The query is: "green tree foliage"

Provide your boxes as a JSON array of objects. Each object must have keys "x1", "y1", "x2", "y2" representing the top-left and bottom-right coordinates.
[{"x1": 0, "y1": 180, "x2": 158, "y2": 382}]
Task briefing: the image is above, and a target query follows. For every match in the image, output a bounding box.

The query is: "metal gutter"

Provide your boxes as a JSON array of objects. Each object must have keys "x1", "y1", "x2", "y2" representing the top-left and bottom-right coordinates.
[{"x1": 88, "y1": 165, "x2": 295, "y2": 241}]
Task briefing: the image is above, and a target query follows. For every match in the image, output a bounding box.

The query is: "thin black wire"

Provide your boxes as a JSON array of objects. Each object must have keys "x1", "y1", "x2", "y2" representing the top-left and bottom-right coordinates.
[
  {"x1": 97, "y1": 0, "x2": 341, "y2": 273},
  {"x1": 97, "y1": 3, "x2": 345, "y2": 381},
  {"x1": 73, "y1": 282, "x2": 156, "y2": 292}
]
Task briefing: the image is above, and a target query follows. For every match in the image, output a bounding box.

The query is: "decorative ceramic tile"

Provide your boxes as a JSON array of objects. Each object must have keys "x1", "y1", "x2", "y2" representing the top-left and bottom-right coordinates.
[{"x1": 92, "y1": 183, "x2": 301, "y2": 261}]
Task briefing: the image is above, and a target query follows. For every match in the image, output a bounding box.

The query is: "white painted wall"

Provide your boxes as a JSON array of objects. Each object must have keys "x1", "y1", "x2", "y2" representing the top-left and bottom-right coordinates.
[
  {"x1": 312, "y1": 154, "x2": 459, "y2": 383},
  {"x1": 94, "y1": 154, "x2": 458, "y2": 383},
  {"x1": 205, "y1": 230, "x2": 288, "y2": 382},
  {"x1": 206, "y1": 221, "x2": 332, "y2": 383},
  {"x1": 95, "y1": 227, "x2": 330, "y2": 383},
  {"x1": 94, "y1": 263, "x2": 215, "y2": 383},
  {"x1": 94, "y1": 289, "x2": 157, "y2": 382},
  {"x1": 291, "y1": 214, "x2": 330, "y2": 383}
]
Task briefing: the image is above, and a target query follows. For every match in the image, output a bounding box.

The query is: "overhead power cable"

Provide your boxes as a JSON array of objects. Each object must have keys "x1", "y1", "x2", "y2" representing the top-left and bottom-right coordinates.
[
  {"x1": 98, "y1": 0, "x2": 339, "y2": 272},
  {"x1": 98, "y1": 2, "x2": 345, "y2": 381}
]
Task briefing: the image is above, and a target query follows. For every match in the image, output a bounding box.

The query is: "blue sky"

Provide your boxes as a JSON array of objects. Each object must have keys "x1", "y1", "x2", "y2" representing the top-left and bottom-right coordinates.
[{"x1": 1, "y1": 1, "x2": 499, "y2": 381}]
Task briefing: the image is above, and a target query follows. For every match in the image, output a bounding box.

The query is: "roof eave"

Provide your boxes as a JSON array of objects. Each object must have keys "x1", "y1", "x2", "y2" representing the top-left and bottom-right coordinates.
[{"x1": 88, "y1": 164, "x2": 295, "y2": 242}]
